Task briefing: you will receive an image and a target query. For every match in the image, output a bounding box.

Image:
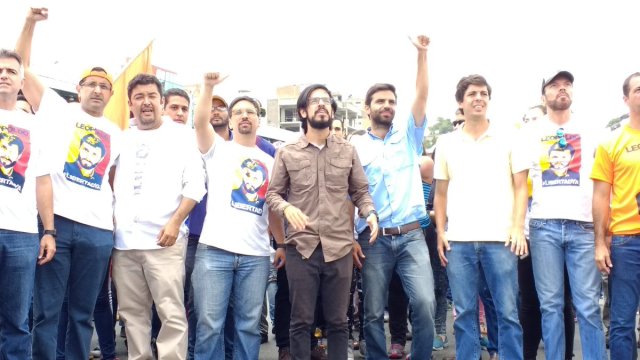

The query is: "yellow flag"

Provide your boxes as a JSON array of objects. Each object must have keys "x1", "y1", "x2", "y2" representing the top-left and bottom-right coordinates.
[{"x1": 104, "y1": 41, "x2": 154, "y2": 129}]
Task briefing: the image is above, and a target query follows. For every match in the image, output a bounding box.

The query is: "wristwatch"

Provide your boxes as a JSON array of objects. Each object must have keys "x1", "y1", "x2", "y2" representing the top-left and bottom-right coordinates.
[
  {"x1": 43, "y1": 229, "x2": 57, "y2": 238},
  {"x1": 367, "y1": 210, "x2": 379, "y2": 223}
]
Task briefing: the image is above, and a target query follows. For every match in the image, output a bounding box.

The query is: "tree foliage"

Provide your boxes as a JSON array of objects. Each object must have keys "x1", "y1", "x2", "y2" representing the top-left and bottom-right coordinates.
[{"x1": 424, "y1": 117, "x2": 454, "y2": 150}]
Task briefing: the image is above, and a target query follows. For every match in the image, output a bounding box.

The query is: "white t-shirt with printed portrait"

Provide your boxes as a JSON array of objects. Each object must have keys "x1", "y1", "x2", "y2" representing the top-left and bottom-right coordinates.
[
  {"x1": 0, "y1": 109, "x2": 51, "y2": 233},
  {"x1": 199, "y1": 137, "x2": 274, "y2": 257},
  {"x1": 38, "y1": 89, "x2": 122, "y2": 230}
]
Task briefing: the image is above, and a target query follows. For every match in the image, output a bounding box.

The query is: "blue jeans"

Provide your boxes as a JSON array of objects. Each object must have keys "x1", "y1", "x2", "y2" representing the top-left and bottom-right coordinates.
[
  {"x1": 446, "y1": 241, "x2": 523, "y2": 360},
  {"x1": 358, "y1": 227, "x2": 435, "y2": 360},
  {"x1": 0, "y1": 230, "x2": 39, "y2": 360},
  {"x1": 57, "y1": 270, "x2": 116, "y2": 360},
  {"x1": 192, "y1": 244, "x2": 269, "y2": 360},
  {"x1": 609, "y1": 234, "x2": 640, "y2": 360},
  {"x1": 529, "y1": 219, "x2": 606, "y2": 360},
  {"x1": 32, "y1": 215, "x2": 113, "y2": 360},
  {"x1": 479, "y1": 265, "x2": 499, "y2": 354}
]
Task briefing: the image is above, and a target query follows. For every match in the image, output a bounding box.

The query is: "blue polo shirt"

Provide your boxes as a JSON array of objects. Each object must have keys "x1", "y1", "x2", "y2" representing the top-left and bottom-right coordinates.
[{"x1": 354, "y1": 114, "x2": 427, "y2": 232}]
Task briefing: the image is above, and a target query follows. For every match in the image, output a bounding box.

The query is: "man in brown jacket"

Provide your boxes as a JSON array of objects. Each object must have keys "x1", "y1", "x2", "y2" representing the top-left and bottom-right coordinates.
[{"x1": 266, "y1": 84, "x2": 378, "y2": 360}]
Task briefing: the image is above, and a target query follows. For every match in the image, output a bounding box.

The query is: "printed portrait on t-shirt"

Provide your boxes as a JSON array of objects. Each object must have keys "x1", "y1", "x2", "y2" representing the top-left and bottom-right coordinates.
[
  {"x1": 0, "y1": 125, "x2": 31, "y2": 193},
  {"x1": 230, "y1": 158, "x2": 269, "y2": 215},
  {"x1": 63, "y1": 123, "x2": 111, "y2": 190},
  {"x1": 540, "y1": 133, "x2": 582, "y2": 187}
]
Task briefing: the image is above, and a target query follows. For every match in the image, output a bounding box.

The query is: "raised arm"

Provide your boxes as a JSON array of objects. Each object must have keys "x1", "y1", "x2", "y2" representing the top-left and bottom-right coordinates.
[
  {"x1": 194, "y1": 72, "x2": 226, "y2": 154},
  {"x1": 409, "y1": 35, "x2": 430, "y2": 127},
  {"x1": 15, "y1": 7, "x2": 48, "y2": 111}
]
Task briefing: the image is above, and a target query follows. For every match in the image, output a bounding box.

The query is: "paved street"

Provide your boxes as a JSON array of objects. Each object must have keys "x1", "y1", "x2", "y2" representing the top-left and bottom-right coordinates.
[{"x1": 94, "y1": 307, "x2": 595, "y2": 359}]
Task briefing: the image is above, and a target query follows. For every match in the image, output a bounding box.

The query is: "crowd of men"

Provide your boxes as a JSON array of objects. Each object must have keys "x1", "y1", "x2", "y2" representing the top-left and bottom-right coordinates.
[{"x1": 1, "y1": 6, "x2": 640, "y2": 360}]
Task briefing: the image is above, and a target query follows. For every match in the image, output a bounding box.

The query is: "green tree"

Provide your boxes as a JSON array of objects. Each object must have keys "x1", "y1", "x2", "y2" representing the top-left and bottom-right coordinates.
[
  {"x1": 424, "y1": 117, "x2": 454, "y2": 150},
  {"x1": 605, "y1": 113, "x2": 629, "y2": 131}
]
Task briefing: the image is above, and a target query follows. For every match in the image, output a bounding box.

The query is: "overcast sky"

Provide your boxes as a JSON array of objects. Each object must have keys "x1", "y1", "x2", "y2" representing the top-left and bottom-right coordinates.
[{"x1": 2, "y1": 0, "x2": 638, "y2": 130}]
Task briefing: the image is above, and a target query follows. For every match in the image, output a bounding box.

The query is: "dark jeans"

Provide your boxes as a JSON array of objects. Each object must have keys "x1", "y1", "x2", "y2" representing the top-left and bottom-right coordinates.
[
  {"x1": 274, "y1": 266, "x2": 291, "y2": 348},
  {"x1": 518, "y1": 243, "x2": 575, "y2": 360},
  {"x1": 388, "y1": 271, "x2": 409, "y2": 345},
  {"x1": 424, "y1": 224, "x2": 449, "y2": 335},
  {"x1": 185, "y1": 234, "x2": 199, "y2": 359},
  {"x1": 388, "y1": 223, "x2": 449, "y2": 345},
  {"x1": 33, "y1": 215, "x2": 113, "y2": 360},
  {"x1": 479, "y1": 266, "x2": 498, "y2": 354},
  {"x1": 286, "y1": 244, "x2": 352, "y2": 359},
  {"x1": 347, "y1": 267, "x2": 364, "y2": 341},
  {"x1": 57, "y1": 264, "x2": 116, "y2": 360}
]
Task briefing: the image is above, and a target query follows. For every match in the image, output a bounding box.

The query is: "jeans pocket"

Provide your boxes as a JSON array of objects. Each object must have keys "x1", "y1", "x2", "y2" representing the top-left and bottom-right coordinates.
[
  {"x1": 611, "y1": 235, "x2": 632, "y2": 247},
  {"x1": 577, "y1": 221, "x2": 595, "y2": 232},
  {"x1": 529, "y1": 219, "x2": 544, "y2": 230}
]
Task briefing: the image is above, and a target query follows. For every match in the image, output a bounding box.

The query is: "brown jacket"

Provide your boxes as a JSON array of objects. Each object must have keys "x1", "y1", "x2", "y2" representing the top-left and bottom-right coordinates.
[{"x1": 266, "y1": 134, "x2": 375, "y2": 261}]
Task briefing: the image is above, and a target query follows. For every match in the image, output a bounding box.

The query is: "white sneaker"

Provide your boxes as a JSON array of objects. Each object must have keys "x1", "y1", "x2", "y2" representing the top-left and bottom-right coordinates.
[
  {"x1": 90, "y1": 347, "x2": 101, "y2": 358},
  {"x1": 347, "y1": 344, "x2": 354, "y2": 360}
]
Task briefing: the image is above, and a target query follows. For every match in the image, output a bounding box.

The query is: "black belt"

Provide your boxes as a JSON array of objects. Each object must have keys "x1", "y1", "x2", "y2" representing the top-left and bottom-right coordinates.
[{"x1": 381, "y1": 221, "x2": 421, "y2": 236}]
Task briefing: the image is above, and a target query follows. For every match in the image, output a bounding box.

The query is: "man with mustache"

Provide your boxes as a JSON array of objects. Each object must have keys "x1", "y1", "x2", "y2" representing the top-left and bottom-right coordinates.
[
  {"x1": 111, "y1": 73, "x2": 206, "y2": 360},
  {"x1": 16, "y1": 8, "x2": 124, "y2": 360},
  {"x1": 266, "y1": 83, "x2": 377, "y2": 359},
  {"x1": 526, "y1": 71, "x2": 606, "y2": 359},
  {"x1": 350, "y1": 35, "x2": 435, "y2": 360}
]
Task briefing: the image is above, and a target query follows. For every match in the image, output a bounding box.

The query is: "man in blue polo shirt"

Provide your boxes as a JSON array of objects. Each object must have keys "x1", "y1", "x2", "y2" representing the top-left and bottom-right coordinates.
[{"x1": 351, "y1": 35, "x2": 435, "y2": 360}]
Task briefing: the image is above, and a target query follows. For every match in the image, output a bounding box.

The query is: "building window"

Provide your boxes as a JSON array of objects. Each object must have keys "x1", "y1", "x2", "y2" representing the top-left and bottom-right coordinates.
[{"x1": 284, "y1": 108, "x2": 297, "y2": 122}]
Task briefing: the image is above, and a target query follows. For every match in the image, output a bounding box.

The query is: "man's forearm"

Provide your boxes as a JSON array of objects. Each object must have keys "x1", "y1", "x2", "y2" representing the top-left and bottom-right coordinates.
[
  {"x1": 36, "y1": 175, "x2": 54, "y2": 230},
  {"x1": 169, "y1": 198, "x2": 197, "y2": 227}
]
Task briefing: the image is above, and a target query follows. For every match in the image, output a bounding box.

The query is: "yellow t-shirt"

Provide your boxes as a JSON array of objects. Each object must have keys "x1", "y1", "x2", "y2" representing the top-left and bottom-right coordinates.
[{"x1": 591, "y1": 124, "x2": 640, "y2": 235}]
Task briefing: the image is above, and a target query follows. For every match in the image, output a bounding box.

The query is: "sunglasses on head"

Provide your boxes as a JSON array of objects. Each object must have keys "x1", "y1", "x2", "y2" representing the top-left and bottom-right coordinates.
[{"x1": 556, "y1": 128, "x2": 567, "y2": 148}]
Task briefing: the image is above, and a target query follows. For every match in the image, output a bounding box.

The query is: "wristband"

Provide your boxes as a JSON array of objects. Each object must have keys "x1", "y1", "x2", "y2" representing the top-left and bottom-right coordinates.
[{"x1": 276, "y1": 243, "x2": 286, "y2": 249}]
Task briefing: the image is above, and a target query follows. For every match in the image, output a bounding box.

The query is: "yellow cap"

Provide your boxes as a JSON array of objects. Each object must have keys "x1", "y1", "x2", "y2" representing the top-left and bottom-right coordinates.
[{"x1": 79, "y1": 67, "x2": 113, "y2": 87}]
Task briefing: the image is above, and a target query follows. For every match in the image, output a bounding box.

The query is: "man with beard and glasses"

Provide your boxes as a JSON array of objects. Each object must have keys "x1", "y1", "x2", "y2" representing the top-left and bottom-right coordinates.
[
  {"x1": 16, "y1": 8, "x2": 123, "y2": 360},
  {"x1": 349, "y1": 35, "x2": 435, "y2": 360},
  {"x1": 266, "y1": 83, "x2": 378, "y2": 360},
  {"x1": 191, "y1": 73, "x2": 285, "y2": 360},
  {"x1": 525, "y1": 71, "x2": 606, "y2": 359}
]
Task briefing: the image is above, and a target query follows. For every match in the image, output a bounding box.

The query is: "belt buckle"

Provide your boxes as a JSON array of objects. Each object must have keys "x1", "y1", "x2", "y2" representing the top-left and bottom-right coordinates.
[{"x1": 382, "y1": 226, "x2": 402, "y2": 237}]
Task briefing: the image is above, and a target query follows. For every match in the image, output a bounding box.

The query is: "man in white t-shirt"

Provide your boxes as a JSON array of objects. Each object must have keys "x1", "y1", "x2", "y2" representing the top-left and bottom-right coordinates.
[
  {"x1": 0, "y1": 48, "x2": 55, "y2": 359},
  {"x1": 191, "y1": 72, "x2": 285, "y2": 360},
  {"x1": 527, "y1": 70, "x2": 606, "y2": 359},
  {"x1": 16, "y1": 9, "x2": 124, "y2": 360},
  {"x1": 111, "y1": 74, "x2": 206, "y2": 360},
  {"x1": 434, "y1": 74, "x2": 528, "y2": 360}
]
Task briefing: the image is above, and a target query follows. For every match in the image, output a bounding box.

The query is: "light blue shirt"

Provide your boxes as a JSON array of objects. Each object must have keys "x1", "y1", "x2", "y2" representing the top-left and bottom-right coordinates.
[{"x1": 354, "y1": 114, "x2": 427, "y2": 232}]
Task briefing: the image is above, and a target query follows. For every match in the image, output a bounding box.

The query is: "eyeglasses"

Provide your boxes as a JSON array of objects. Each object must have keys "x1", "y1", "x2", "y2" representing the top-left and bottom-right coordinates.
[
  {"x1": 556, "y1": 127, "x2": 567, "y2": 148},
  {"x1": 211, "y1": 106, "x2": 228, "y2": 112},
  {"x1": 332, "y1": 127, "x2": 343, "y2": 132},
  {"x1": 309, "y1": 97, "x2": 331, "y2": 105},
  {"x1": 231, "y1": 108, "x2": 257, "y2": 117},
  {"x1": 80, "y1": 82, "x2": 112, "y2": 91}
]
